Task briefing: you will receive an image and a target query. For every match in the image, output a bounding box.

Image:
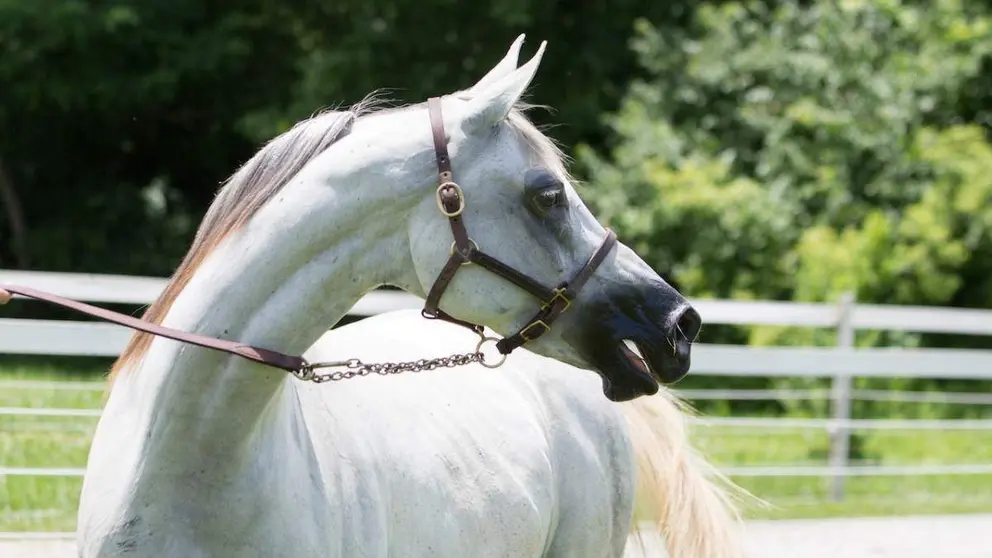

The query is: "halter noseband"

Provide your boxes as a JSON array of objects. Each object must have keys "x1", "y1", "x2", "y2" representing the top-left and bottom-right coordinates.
[{"x1": 421, "y1": 97, "x2": 617, "y2": 356}]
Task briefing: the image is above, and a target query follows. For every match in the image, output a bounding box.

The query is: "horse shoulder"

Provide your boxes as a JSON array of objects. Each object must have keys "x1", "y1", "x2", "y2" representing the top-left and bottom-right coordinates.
[{"x1": 514, "y1": 355, "x2": 637, "y2": 557}]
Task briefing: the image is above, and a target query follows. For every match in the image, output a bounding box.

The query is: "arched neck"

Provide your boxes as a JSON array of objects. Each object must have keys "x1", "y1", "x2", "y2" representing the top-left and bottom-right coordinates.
[{"x1": 115, "y1": 160, "x2": 428, "y2": 467}]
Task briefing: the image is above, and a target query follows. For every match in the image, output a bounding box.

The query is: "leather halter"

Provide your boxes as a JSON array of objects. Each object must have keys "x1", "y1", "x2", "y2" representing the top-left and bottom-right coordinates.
[
  {"x1": 421, "y1": 96, "x2": 617, "y2": 355},
  {"x1": 0, "y1": 96, "x2": 617, "y2": 375}
]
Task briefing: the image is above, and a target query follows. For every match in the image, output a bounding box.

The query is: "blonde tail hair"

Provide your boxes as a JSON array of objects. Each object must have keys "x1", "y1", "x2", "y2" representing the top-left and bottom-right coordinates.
[{"x1": 620, "y1": 389, "x2": 756, "y2": 558}]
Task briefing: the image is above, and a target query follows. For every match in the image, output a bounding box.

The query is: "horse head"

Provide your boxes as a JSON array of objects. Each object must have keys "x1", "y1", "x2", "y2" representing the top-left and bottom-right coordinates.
[{"x1": 400, "y1": 37, "x2": 700, "y2": 402}]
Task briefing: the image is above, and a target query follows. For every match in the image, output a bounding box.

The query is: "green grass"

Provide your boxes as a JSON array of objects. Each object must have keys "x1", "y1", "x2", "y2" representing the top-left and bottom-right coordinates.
[
  {"x1": 1, "y1": 365, "x2": 991, "y2": 532},
  {"x1": 692, "y1": 425, "x2": 992, "y2": 519},
  {"x1": 0, "y1": 365, "x2": 102, "y2": 532}
]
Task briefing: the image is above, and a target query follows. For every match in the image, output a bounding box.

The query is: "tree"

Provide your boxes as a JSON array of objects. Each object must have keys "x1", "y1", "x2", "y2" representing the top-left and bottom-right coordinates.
[
  {"x1": 0, "y1": 0, "x2": 706, "y2": 275},
  {"x1": 0, "y1": 0, "x2": 302, "y2": 274},
  {"x1": 577, "y1": 0, "x2": 992, "y2": 415},
  {"x1": 581, "y1": 0, "x2": 992, "y2": 330}
]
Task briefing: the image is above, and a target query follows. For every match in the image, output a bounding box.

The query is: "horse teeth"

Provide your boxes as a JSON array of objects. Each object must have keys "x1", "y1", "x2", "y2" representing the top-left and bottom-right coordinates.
[{"x1": 622, "y1": 339, "x2": 645, "y2": 361}]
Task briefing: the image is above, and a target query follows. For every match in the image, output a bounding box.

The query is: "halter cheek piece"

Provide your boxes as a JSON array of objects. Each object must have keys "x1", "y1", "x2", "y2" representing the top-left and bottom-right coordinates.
[
  {"x1": 0, "y1": 96, "x2": 616, "y2": 378},
  {"x1": 421, "y1": 97, "x2": 617, "y2": 355}
]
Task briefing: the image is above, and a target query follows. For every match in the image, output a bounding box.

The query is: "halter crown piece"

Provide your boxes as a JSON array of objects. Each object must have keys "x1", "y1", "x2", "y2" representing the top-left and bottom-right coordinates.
[{"x1": 0, "y1": 96, "x2": 616, "y2": 381}]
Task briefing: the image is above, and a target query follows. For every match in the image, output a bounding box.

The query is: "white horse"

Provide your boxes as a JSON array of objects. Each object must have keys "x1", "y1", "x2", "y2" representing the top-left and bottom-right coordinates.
[{"x1": 75, "y1": 36, "x2": 745, "y2": 557}]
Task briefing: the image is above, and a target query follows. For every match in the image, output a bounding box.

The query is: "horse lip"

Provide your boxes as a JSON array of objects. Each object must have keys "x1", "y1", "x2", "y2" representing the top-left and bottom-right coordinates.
[
  {"x1": 626, "y1": 337, "x2": 690, "y2": 385},
  {"x1": 620, "y1": 340, "x2": 654, "y2": 378},
  {"x1": 572, "y1": 297, "x2": 694, "y2": 399}
]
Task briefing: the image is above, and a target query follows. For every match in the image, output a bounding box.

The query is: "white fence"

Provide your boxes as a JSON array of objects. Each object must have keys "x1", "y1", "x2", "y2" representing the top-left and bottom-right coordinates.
[{"x1": 3, "y1": 269, "x2": 992, "y2": 501}]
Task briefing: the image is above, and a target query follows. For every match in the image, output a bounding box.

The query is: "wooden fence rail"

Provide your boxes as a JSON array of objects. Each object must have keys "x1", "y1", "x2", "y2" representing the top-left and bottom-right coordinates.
[{"x1": 4, "y1": 269, "x2": 992, "y2": 500}]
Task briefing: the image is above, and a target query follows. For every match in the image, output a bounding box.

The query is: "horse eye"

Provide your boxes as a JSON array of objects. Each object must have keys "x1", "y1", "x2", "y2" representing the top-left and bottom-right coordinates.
[
  {"x1": 532, "y1": 187, "x2": 566, "y2": 211},
  {"x1": 523, "y1": 168, "x2": 568, "y2": 214}
]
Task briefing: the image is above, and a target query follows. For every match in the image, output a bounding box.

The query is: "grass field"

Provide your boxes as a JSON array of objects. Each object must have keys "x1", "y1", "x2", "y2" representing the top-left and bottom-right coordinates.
[{"x1": 2, "y1": 364, "x2": 991, "y2": 532}]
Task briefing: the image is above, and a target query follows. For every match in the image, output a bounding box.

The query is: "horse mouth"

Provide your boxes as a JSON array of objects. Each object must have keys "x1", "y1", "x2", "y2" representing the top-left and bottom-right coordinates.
[
  {"x1": 593, "y1": 337, "x2": 691, "y2": 402},
  {"x1": 620, "y1": 339, "x2": 656, "y2": 385}
]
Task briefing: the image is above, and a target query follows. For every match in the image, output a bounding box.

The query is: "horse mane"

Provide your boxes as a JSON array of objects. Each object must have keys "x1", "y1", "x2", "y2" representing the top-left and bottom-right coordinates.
[
  {"x1": 505, "y1": 104, "x2": 573, "y2": 185},
  {"x1": 109, "y1": 98, "x2": 380, "y2": 379},
  {"x1": 108, "y1": 93, "x2": 566, "y2": 381}
]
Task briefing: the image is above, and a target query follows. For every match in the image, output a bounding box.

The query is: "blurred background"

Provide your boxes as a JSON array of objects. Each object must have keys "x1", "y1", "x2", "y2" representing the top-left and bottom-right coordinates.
[{"x1": 1, "y1": 0, "x2": 992, "y2": 550}]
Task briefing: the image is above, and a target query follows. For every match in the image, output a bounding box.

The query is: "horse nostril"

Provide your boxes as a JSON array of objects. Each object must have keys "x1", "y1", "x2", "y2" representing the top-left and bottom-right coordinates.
[{"x1": 673, "y1": 305, "x2": 702, "y2": 342}]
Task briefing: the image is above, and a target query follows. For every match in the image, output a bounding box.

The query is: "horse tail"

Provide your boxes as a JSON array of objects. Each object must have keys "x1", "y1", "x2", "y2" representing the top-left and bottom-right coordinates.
[{"x1": 618, "y1": 390, "x2": 756, "y2": 558}]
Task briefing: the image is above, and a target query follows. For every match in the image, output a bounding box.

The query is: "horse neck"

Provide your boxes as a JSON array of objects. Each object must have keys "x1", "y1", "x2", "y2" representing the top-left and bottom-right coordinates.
[{"x1": 110, "y1": 150, "x2": 425, "y2": 472}]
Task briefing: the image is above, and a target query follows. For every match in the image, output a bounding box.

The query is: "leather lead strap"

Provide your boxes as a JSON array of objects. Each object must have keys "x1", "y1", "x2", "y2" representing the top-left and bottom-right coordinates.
[{"x1": 0, "y1": 285, "x2": 306, "y2": 372}]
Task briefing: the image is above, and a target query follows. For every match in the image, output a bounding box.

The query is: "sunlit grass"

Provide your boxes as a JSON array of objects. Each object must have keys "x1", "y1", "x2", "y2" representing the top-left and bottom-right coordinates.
[{"x1": 2, "y1": 366, "x2": 990, "y2": 532}]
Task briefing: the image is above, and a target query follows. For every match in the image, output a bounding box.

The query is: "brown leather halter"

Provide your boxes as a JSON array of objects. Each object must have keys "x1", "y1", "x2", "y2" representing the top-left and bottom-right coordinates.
[
  {"x1": 0, "y1": 97, "x2": 616, "y2": 378},
  {"x1": 421, "y1": 97, "x2": 617, "y2": 356}
]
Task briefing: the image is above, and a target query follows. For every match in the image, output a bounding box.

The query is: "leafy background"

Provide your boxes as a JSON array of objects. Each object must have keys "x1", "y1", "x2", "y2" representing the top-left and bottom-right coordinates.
[{"x1": 3, "y1": 0, "x2": 992, "y2": 416}]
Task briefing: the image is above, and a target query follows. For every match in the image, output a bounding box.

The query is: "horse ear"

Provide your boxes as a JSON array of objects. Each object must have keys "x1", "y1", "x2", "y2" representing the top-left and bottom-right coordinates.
[
  {"x1": 460, "y1": 40, "x2": 546, "y2": 133},
  {"x1": 464, "y1": 34, "x2": 526, "y2": 96}
]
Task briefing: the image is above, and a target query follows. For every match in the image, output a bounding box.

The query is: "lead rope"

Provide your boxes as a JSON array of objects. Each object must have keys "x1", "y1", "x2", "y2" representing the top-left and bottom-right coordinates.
[{"x1": 0, "y1": 285, "x2": 507, "y2": 383}]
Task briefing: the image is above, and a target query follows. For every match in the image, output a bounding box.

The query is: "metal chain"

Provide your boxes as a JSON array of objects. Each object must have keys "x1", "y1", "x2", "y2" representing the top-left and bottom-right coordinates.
[
  {"x1": 290, "y1": 336, "x2": 507, "y2": 384},
  {"x1": 292, "y1": 351, "x2": 482, "y2": 383}
]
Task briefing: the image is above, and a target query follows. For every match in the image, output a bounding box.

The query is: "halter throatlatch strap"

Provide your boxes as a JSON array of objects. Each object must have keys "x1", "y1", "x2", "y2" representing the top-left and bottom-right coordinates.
[
  {"x1": 0, "y1": 284, "x2": 307, "y2": 372},
  {"x1": 420, "y1": 96, "x2": 617, "y2": 355}
]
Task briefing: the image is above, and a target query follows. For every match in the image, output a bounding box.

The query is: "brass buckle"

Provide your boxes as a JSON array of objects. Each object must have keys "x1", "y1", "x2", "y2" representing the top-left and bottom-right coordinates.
[
  {"x1": 541, "y1": 287, "x2": 571, "y2": 312},
  {"x1": 520, "y1": 320, "x2": 551, "y2": 341},
  {"x1": 436, "y1": 182, "x2": 465, "y2": 217}
]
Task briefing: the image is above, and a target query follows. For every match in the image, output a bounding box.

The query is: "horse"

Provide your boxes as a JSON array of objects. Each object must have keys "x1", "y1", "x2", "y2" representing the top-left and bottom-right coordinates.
[{"x1": 64, "y1": 36, "x2": 745, "y2": 556}]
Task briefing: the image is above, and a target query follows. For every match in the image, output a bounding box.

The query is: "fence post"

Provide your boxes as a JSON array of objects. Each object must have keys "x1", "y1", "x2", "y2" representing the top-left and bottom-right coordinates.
[{"x1": 829, "y1": 291, "x2": 856, "y2": 501}]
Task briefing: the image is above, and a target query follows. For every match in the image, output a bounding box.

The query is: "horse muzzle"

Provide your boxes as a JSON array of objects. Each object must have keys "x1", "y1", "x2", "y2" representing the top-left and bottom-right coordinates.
[{"x1": 566, "y1": 283, "x2": 701, "y2": 402}]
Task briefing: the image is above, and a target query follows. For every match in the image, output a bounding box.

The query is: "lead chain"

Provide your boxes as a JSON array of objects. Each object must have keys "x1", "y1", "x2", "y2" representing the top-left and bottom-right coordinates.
[{"x1": 293, "y1": 351, "x2": 485, "y2": 384}]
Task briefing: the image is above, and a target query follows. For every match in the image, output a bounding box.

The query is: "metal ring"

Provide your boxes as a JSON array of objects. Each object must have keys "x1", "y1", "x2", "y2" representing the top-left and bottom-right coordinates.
[
  {"x1": 450, "y1": 238, "x2": 479, "y2": 263},
  {"x1": 475, "y1": 336, "x2": 507, "y2": 369},
  {"x1": 436, "y1": 182, "x2": 465, "y2": 217}
]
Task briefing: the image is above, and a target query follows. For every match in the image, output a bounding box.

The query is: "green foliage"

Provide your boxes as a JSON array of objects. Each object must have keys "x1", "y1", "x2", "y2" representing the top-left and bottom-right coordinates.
[
  {"x1": 578, "y1": 0, "x2": 992, "y2": 415},
  {"x1": 581, "y1": 0, "x2": 992, "y2": 319},
  {"x1": 0, "y1": 0, "x2": 302, "y2": 274},
  {"x1": 4, "y1": 364, "x2": 992, "y2": 530},
  {"x1": 4, "y1": 0, "x2": 992, "y2": 417},
  {"x1": 0, "y1": 0, "x2": 701, "y2": 274}
]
